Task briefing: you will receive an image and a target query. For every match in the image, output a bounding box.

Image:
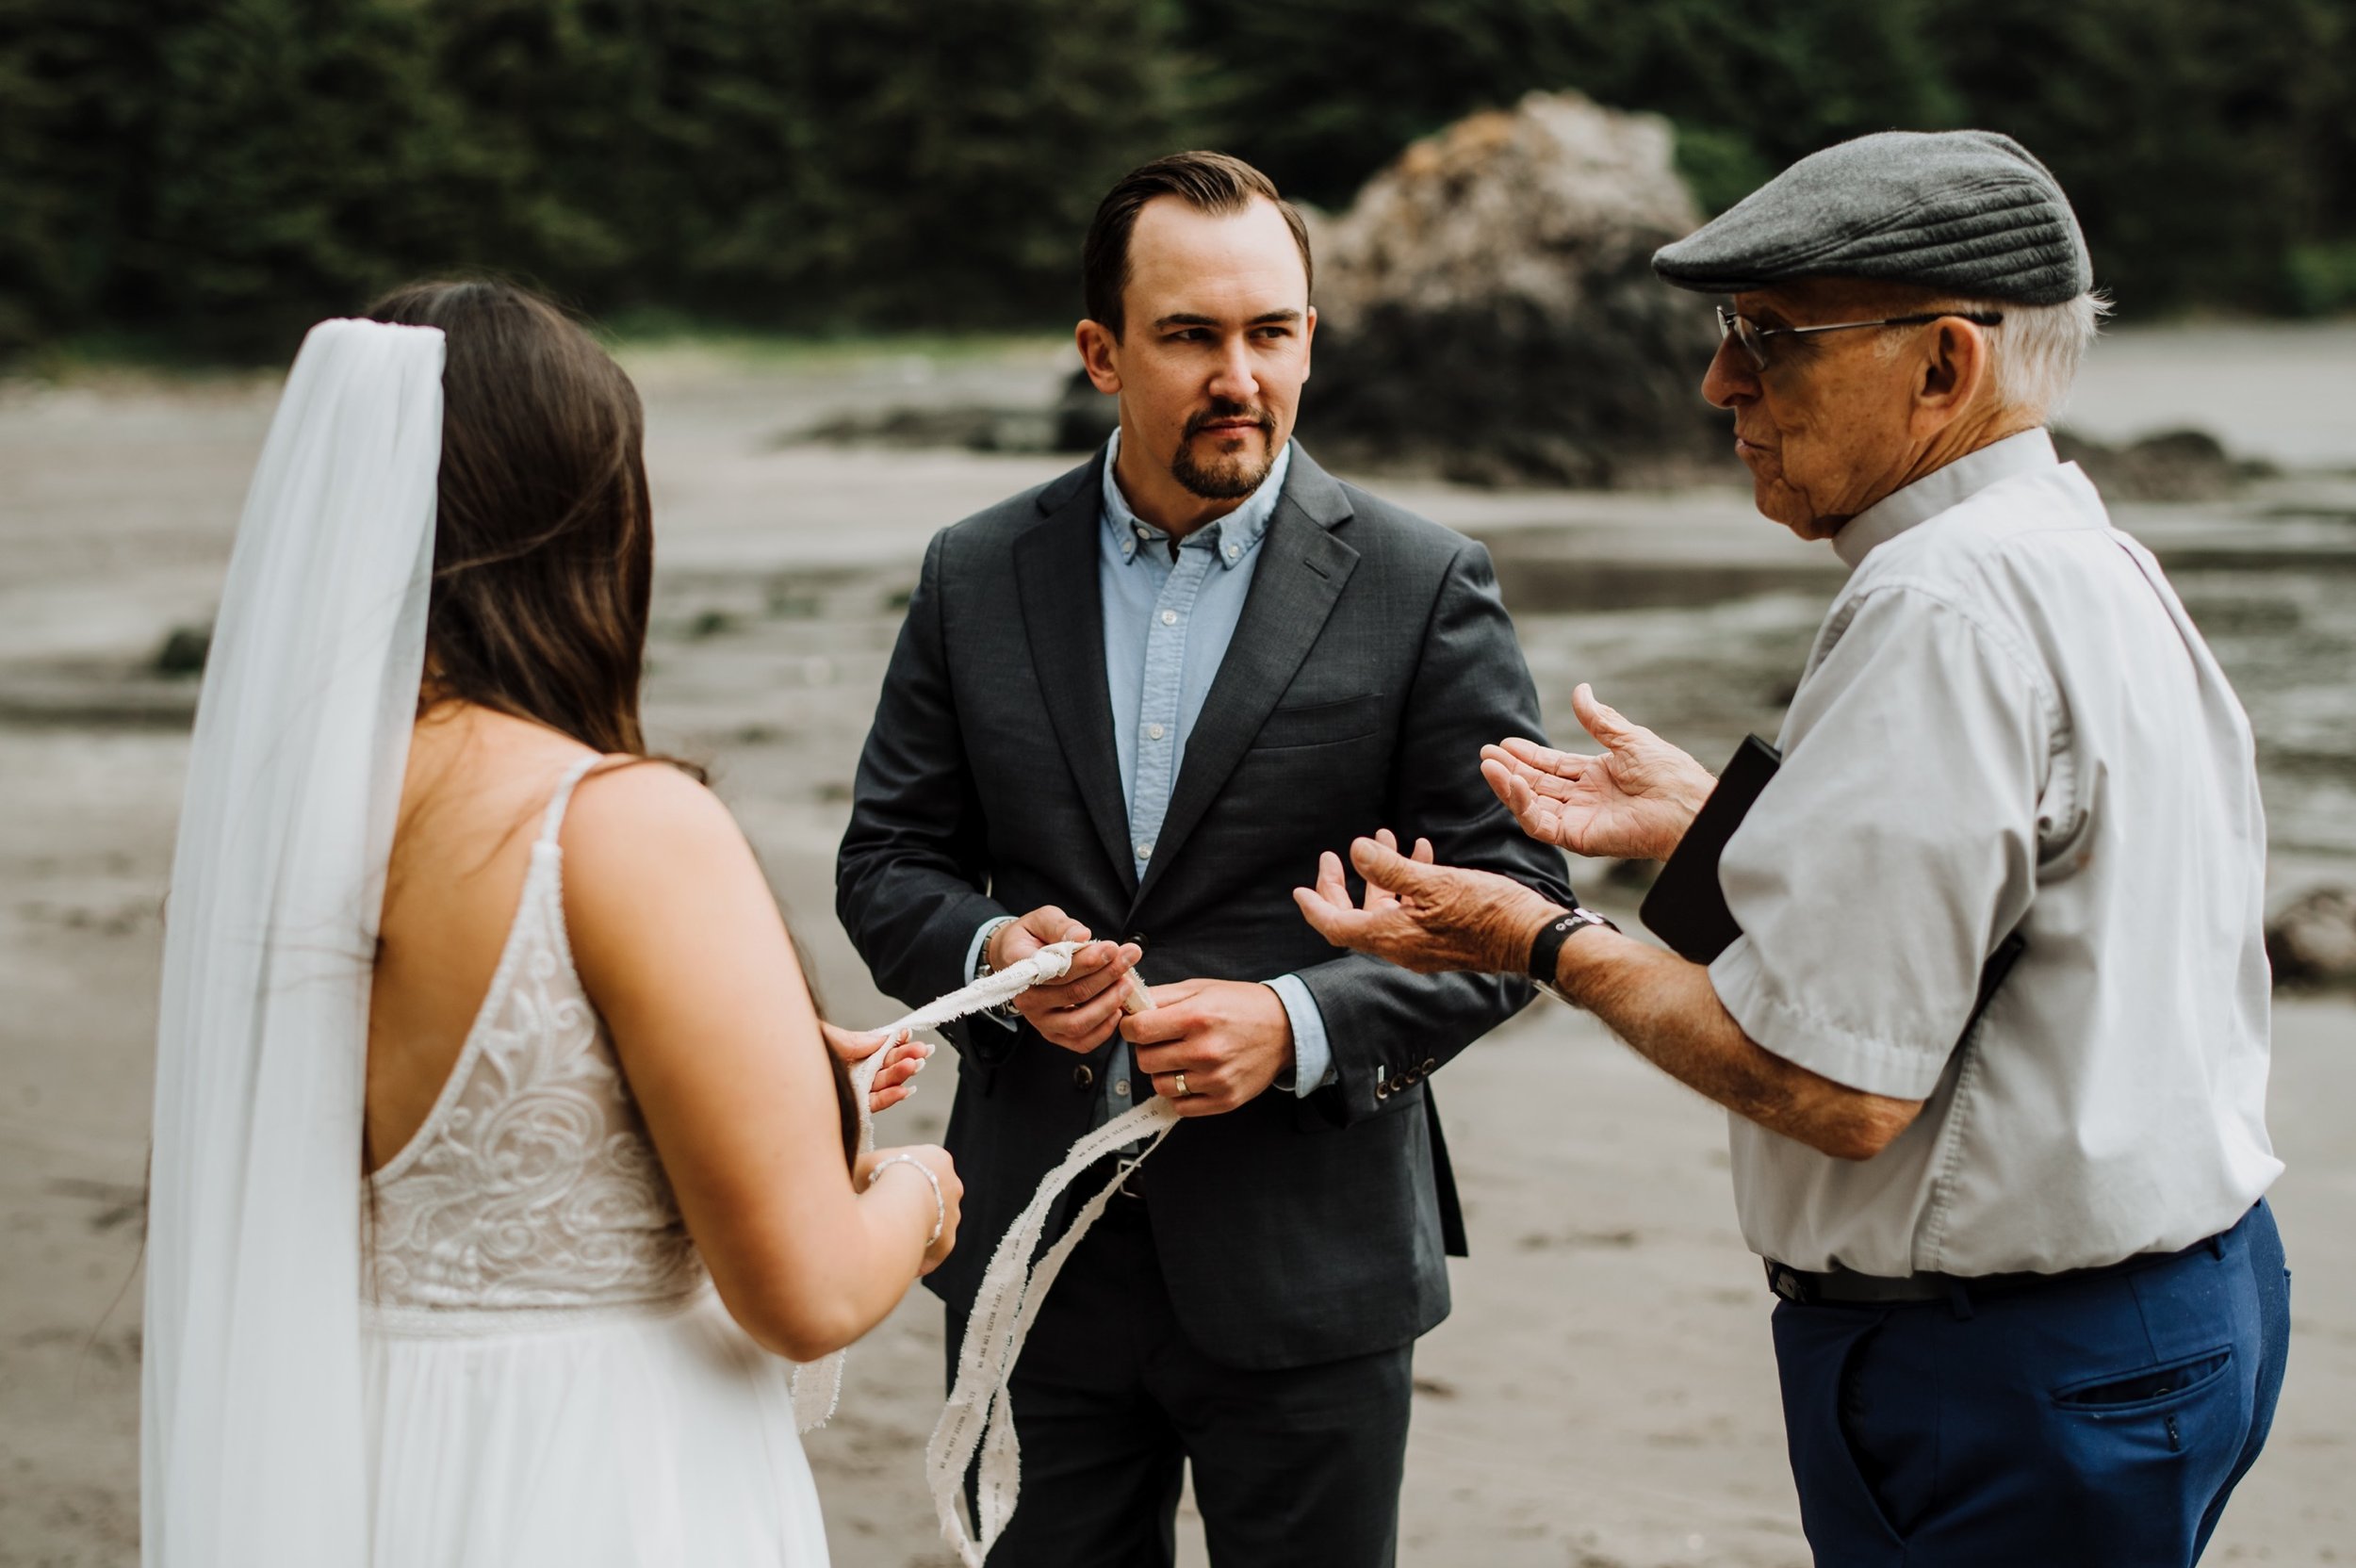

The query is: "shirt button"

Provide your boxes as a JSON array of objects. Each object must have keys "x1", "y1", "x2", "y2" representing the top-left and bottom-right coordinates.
[
  {"x1": 1135, "y1": 840, "x2": 1154, "y2": 859},
  {"x1": 1121, "y1": 541, "x2": 1135, "y2": 559},
  {"x1": 1135, "y1": 525, "x2": 1153, "y2": 541},
  {"x1": 1114, "y1": 1079, "x2": 1131, "y2": 1098},
  {"x1": 1147, "y1": 723, "x2": 1165, "y2": 741},
  {"x1": 1224, "y1": 544, "x2": 1240, "y2": 561},
  {"x1": 1159, "y1": 609, "x2": 1178, "y2": 626}
]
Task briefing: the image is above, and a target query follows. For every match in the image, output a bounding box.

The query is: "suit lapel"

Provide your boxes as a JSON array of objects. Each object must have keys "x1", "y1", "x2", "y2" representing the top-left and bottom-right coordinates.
[
  {"x1": 1015, "y1": 454, "x2": 1137, "y2": 891},
  {"x1": 1129, "y1": 450, "x2": 1360, "y2": 915}
]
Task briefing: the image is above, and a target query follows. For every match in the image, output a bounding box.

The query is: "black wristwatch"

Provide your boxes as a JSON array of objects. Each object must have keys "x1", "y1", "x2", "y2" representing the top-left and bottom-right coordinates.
[{"x1": 1527, "y1": 906, "x2": 1618, "y2": 986}]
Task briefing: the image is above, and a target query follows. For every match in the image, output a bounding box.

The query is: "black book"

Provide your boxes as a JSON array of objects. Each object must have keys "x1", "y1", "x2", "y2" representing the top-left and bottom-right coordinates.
[{"x1": 1639, "y1": 735, "x2": 2024, "y2": 1040}]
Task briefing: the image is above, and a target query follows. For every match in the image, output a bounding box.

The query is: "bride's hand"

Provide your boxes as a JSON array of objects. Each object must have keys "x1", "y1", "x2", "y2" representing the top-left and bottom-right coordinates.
[
  {"x1": 1480, "y1": 684, "x2": 1716, "y2": 863},
  {"x1": 821, "y1": 1022, "x2": 932, "y2": 1114},
  {"x1": 856, "y1": 1144, "x2": 963, "y2": 1275}
]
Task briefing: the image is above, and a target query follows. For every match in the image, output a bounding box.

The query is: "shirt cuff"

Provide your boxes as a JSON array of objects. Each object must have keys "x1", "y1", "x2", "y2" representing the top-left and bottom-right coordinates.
[
  {"x1": 966, "y1": 916, "x2": 1020, "y2": 1032},
  {"x1": 1266, "y1": 973, "x2": 1336, "y2": 1097}
]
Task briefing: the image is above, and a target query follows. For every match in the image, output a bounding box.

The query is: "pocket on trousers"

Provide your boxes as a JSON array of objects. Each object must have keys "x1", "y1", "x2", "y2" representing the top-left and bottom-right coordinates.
[
  {"x1": 2053, "y1": 1347, "x2": 2233, "y2": 1417},
  {"x1": 1835, "y1": 1320, "x2": 1915, "y2": 1543},
  {"x1": 2045, "y1": 1339, "x2": 2250, "y2": 1539},
  {"x1": 1771, "y1": 1301, "x2": 1907, "y2": 1560}
]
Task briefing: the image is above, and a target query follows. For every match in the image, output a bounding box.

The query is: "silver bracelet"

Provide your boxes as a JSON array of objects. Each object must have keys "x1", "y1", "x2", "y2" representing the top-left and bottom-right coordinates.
[{"x1": 865, "y1": 1152, "x2": 945, "y2": 1247}]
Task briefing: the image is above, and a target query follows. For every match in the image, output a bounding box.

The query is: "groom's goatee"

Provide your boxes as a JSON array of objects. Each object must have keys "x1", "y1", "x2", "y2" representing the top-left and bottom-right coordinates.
[{"x1": 1171, "y1": 400, "x2": 1278, "y2": 499}]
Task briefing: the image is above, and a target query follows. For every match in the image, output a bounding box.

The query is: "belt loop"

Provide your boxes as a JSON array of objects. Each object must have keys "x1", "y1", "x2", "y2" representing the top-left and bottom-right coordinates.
[
  {"x1": 1944, "y1": 1278, "x2": 1975, "y2": 1321},
  {"x1": 2208, "y1": 1232, "x2": 2228, "y2": 1261}
]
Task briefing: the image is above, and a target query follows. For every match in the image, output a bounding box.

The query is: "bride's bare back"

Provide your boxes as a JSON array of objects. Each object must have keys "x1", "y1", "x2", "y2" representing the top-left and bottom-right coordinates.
[
  {"x1": 365, "y1": 699, "x2": 957, "y2": 1360},
  {"x1": 367, "y1": 703, "x2": 595, "y2": 1168}
]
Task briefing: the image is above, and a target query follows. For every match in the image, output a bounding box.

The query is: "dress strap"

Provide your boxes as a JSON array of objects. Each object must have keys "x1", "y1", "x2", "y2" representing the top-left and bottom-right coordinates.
[{"x1": 538, "y1": 755, "x2": 608, "y2": 848}]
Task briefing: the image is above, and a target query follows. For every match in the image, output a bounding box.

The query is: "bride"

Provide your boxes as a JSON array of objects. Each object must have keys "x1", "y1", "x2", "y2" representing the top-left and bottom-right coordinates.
[{"x1": 142, "y1": 280, "x2": 958, "y2": 1567}]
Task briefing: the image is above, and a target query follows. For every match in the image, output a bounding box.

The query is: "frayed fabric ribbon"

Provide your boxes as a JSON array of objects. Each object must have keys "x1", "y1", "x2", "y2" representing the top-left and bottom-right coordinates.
[{"x1": 791, "y1": 939, "x2": 1174, "y2": 1566}]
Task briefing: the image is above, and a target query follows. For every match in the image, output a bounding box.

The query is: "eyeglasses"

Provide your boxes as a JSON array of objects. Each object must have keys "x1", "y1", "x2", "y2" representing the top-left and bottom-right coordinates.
[{"x1": 1715, "y1": 305, "x2": 2004, "y2": 372}]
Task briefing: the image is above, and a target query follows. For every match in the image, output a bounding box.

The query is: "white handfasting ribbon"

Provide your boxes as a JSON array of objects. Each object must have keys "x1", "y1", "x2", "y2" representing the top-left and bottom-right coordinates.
[
  {"x1": 793, "y1": 940, "x2": 1175, "y2": 1446},
  {"x1": 927, "y1": 1090, "x2": 1177, "y2": 1565}
]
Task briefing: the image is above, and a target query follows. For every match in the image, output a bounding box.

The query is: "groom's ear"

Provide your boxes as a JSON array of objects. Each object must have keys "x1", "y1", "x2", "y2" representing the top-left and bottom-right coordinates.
[{"x1": 1074, "y1": 318, "x2": 1122, "y2": 395}]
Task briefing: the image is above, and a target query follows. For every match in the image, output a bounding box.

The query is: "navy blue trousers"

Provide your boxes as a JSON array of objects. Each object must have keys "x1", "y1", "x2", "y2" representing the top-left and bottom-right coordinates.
[{"x1": 1774, "y1": 1200, "x2": 2288, "y2": 1566}]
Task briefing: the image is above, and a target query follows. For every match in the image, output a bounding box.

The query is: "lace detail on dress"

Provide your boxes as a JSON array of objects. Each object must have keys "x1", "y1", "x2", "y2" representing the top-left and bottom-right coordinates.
[{"x1": 367, "y1": 760, "x2": 704, "y2": 1314}]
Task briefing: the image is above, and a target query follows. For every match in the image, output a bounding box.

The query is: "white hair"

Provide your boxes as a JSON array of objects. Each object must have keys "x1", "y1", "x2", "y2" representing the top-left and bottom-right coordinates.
[{"x1": 1904, "y1": 290, "x2": 2112, "y2": 422}]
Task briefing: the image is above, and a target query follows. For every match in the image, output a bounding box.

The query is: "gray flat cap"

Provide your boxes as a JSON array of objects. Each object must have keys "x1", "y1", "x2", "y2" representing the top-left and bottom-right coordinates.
[{"x1": 1652, "y1": 130, "x2": 2092, "y2": 304}]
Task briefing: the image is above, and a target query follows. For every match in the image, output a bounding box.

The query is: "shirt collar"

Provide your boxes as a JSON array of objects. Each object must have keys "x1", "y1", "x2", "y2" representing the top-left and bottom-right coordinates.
[
  {"x1": 1832, "y1": 428, "x2": 2059, "y2": 568},
  {"x1": 1102, "y1": 426, "x2": 1294, "y2": 570}
]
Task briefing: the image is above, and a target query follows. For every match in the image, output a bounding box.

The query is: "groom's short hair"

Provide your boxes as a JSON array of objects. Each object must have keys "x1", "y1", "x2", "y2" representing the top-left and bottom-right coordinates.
[{"x1": 1083, "y1": 151, "x2": 1314, "y2": 339}]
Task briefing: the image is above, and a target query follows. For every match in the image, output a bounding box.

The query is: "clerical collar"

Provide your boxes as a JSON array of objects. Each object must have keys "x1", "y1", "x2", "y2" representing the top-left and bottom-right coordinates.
[{"x1": 1832, "y1": 428, "x2": 2060, "y2": 568}]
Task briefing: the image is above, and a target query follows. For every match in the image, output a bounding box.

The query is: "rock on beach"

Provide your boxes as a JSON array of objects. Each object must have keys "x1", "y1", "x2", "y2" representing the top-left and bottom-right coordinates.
[
  {"x1": 2267, "y1": 886, "x2": 2356, "y2": 989},
  {"x1": 1299, "y1": 91, "x2": 1728, "y2": 488}
]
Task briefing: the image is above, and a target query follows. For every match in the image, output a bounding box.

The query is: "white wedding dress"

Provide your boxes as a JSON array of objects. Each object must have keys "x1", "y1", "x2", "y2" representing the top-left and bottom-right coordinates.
[{"x1": 359, "y1": 757, "x2": 830, "y2": 1566}]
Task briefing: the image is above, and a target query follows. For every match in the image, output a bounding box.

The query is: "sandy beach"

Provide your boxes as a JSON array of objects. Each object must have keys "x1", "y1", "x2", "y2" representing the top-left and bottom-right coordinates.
[{"x1": 3, "y1": 328, "x2": 2350, "y2": 1566}]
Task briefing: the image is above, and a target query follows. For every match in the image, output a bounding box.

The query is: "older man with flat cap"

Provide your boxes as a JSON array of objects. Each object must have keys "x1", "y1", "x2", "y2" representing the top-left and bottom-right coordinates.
[{"x1": 1296, "y1": 129, "x2": 2288, "y2": 1565}]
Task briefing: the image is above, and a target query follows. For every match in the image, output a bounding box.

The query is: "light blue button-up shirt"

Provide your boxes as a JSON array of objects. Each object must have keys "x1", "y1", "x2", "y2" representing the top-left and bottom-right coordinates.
[{"x1": 967, "y1": 431, "x2": 1334, "y2": 1114}]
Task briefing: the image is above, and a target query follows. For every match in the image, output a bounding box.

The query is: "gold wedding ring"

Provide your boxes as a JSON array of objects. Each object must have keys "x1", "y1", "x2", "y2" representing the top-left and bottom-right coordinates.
[{"x1": 1172, "y1": 1071, "x2": 1190, "y2": 1098}]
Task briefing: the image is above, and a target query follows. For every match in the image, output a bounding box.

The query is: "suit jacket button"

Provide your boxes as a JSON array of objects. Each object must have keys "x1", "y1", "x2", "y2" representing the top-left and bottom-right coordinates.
[
  {"x1": 1125, "y1": 932, "x2": 1145, "y2": 945},
  {"x1": 1421, "y1": 1057, "x2": 1438, "y2": 1073},
  {"x1": 1074, "y1": 1064, "x2": 1095, "y2": 1089},
  {"x1": 1374, "y1": 1081, "x2": 1390, "y2": 1100}
]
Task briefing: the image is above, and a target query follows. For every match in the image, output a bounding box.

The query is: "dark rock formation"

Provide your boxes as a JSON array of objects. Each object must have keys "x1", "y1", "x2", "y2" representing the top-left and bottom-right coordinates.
[
  {"x1": 2052, "y1": 428, "x2": 2274, "y2": 502},
  {"x1": 786, "y1": 404, "x2": 1060, "y2": 453},
  {"x1": 2266, "y1": 886, "x2": 2356, "y2": 989},
  {"x1": 155, "y1": 625, "x2": 211, "y2": 677},
  {"x1": 1298, "y1": 92, "x2": 1728, "y2": 488}
]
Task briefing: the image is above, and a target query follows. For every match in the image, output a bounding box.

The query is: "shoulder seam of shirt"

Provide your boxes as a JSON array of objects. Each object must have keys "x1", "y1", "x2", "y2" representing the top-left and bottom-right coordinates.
[
  {"x1": 1836, "y1": 577, "x2": 2065, "y2": 743},
  {"x1": 1822, "y1": 577, "x2": 2078, "y2": 840}
]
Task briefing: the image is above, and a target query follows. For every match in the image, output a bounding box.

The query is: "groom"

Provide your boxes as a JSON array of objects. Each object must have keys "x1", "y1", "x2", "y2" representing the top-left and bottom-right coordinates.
[{"x1": 838, "y1": 151, "x2": 1571, "y2": 1565}]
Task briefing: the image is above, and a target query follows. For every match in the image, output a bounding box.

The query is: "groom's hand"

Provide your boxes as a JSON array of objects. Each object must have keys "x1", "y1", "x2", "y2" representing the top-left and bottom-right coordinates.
[
  {"x1": 1121, "y1": 980, "x2": 1293, "y2": 1118},
  {"x1": 990, "y1": 906, "x2": 1143, "y2": 1054}
]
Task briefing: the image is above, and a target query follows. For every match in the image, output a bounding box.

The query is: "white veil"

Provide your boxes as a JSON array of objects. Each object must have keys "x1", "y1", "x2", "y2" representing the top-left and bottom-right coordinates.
[{"x1": 142, "y1": 318, "x2": 446, "y2": 1566}]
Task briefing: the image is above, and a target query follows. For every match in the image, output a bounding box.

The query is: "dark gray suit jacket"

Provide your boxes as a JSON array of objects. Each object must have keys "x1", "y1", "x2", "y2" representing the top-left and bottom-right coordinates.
[{"x1": 836, "y1": 445, "x2": 1573, "y2": 1371}]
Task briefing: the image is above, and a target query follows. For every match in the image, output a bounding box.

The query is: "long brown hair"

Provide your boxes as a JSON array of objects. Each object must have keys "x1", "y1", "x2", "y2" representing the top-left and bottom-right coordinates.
[
  {"x1": 365, "y1": 279, "x2": 861, "y2": 1164},
  {"x1": 366, "y1": 279, "x2": 654, "y2": 751}
]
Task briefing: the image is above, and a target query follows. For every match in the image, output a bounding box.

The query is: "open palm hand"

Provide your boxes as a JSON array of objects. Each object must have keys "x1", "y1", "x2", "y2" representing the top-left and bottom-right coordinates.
[{"x1": 1480, "y1": 684, "x2": 1715, "y2": 864}]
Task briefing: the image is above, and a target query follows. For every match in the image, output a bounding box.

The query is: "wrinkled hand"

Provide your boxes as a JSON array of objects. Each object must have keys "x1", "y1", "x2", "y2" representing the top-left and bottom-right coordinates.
[
  {"x1": 1294, "y1": 833, "x2": 1563, "y2": 975},
  {"x1": 1479, "y1": 683, "x2": 1715, "y2": 863},
  {"x1": 821, "y1": 1022, "x2": 931, "y2": 1114},
  {"x1": 1120, "y1": 978, "x2": 1294, "y2": 1118},
  {"x1": 990, "y1": 905, "x2": 1144, "y2": 1054},
  {"x1": 855, "y1": 1143, "x2": 962, "y2": 1275}
]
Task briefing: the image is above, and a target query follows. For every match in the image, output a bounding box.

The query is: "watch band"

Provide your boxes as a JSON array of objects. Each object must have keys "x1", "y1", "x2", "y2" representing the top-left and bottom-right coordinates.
[
  {"x1": 974, "y1": 915, "x2": 1021, "y2": 1021},
  {"x1": 1527, "y1": 906, "x2": 1618, "y2": 985}
]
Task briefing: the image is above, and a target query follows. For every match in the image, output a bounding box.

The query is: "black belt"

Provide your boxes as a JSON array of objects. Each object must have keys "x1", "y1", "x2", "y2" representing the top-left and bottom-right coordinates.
[{"x1": 1767, "y1": 1230, "x2": 2226, "y2": 1308}]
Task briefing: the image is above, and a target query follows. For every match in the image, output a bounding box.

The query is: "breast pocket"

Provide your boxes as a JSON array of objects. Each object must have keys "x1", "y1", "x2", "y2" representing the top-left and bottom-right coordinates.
[{"x1": 1249, "y1": 693, "x2": 1384, "y2": 752}]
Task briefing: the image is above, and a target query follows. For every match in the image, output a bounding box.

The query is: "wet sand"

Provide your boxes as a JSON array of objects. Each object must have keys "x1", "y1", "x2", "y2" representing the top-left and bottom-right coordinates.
[{"x1": 2, "y1": 332, "x2": 2350, "y2": 1565}]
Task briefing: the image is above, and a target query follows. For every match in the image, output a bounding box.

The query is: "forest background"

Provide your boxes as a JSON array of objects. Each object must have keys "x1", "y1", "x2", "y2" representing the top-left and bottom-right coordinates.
[{"x1": 5, "y1": 0, "x2": 2356, "y2": 365}]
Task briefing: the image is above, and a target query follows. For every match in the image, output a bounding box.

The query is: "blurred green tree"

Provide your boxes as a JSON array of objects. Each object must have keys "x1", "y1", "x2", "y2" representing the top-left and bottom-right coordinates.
[
  {"x1": 1, "y1": 0, "x2": 2350, "y2": 358},
  {"x1": 0, "y1": 0, "x2": 174, "y2": 353},
  {"x1": 1925, "y1": 0, "x2": 2352, "y2": 312},
  {"x1": 1174, "y1": 0, "x2": 1962, "y2": 212}
]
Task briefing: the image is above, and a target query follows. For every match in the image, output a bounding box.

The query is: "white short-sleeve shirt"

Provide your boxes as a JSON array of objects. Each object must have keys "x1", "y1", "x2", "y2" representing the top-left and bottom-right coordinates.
[{"x1": 1710, "y1": 429, "x2": 2279, "y2": 1276}]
